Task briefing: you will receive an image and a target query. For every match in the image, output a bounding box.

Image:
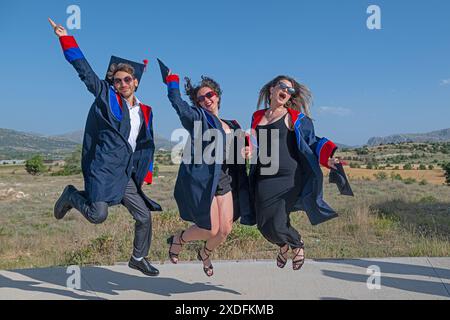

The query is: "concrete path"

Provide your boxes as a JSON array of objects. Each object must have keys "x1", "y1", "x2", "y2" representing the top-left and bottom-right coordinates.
[{"x1": 0, "y1": 257, "x2": 449, "y2": 300}]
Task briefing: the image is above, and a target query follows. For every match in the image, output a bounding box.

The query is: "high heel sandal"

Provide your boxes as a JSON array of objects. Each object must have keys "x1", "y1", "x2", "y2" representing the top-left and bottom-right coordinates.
[
  {"x1": 276, "y1": 245, "x2": 289, "y2": 269},
  {"x1": 197, "y1": 244, "x2": 214, "y2": 277},
  {"x1": 292, "y1": 241, "x2": 305, "y2": 271},
  {"x1": 166, "y1": 230, "x2": 186, "y2": 264}
]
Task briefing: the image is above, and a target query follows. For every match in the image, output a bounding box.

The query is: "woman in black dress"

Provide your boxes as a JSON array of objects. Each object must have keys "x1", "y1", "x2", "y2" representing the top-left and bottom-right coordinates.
[{"x1": 247, "y1": 76, "x2": 339, "y2": 270}]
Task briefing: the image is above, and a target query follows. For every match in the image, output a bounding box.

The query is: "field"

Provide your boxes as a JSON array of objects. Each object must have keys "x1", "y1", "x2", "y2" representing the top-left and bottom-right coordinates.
[
  {"x1": 343, "y1": 168, "x2": 446, "y2": 185},
  {"x1": 0, "y1": 160, "x2": 449, "y2": 270}
]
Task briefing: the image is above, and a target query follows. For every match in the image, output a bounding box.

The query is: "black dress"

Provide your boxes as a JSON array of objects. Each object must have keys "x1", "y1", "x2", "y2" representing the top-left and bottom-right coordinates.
[
  {"x1": 255, "y1": 114, "x2": 303, "y2": 249},
  {"x1": 215, "y1": 132, "x2": 233, "y2": 196}
]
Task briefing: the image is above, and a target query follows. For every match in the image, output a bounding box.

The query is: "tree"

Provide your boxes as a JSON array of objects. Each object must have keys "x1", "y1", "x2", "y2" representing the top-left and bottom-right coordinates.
[
  {"x1": 153, "y1": 162, "x2": 159, "y2": 178},
  {"x1": 25, "y1": 155, "x2": 46, "y2": 176},
  {"x1": 63, "y1": 145, "x2": 82, "y2": 175},
  {"x1": 403, "y1": 163, "x2": 413, "y2": 170},
  {"x1": 442, "y1": 162, "x2": 450, "y2": 186},
  {"x1": 52, "y1": 145, "x2": 82, "y2": 176}
]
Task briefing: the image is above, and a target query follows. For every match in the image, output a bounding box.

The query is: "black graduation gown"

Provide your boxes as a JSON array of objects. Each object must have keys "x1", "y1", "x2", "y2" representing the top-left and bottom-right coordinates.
[{"x1": 58, "y1": 35, "x2": 161, "y2": 211}]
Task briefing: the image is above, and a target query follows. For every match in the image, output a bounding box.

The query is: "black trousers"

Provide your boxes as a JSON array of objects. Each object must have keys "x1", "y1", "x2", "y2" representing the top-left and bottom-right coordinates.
[{"x1": 70, "y1": 178, "x2": 152, "y2": 258}]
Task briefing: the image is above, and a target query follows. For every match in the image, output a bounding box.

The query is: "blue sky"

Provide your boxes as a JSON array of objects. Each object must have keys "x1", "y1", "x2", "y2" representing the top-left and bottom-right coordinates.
[{"x1": 0, "y1": 0, "x2": 449, "y2": 146}]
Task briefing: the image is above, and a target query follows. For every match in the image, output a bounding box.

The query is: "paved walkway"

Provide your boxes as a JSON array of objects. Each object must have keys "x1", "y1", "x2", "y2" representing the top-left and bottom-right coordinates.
[{"x1": 0, "y1": 257, "x2": 449, "y2": 300}]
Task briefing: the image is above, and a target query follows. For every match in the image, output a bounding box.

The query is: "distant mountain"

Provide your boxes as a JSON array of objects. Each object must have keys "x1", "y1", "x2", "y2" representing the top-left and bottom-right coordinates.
[
  {"x1": 335, "y1": 142, "x2": 355, "y2": 150},
  {"x1": 367, "y1": 128, "x2": 450, "y2": 146},
  {"x1": 0, "y1": 127, "x2": 176, "y2": 160},
  {"x1": 54, "y1": 130, "x2": 84, "y2": 144},
  {"x1": 154, "y1": 134, "x2": 176, "y2": 151},
  {"x1": 0, "y1": 128, "x2": 79, "y2": 160},
  {"x1": 52, "y1": 130, "x2": 175, "y2": 151}
]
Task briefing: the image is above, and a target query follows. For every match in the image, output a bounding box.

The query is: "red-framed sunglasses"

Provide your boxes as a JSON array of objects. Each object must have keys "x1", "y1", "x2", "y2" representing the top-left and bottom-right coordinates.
[{"x1": 197, "y1": 91, "x2": 217, "y2": 103}]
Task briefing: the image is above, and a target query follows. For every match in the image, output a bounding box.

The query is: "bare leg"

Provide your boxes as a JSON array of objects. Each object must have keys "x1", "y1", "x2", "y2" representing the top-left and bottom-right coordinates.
[
  {"x1": 276, "y1": 244, "x2": 289, "y2": 268},
  {"x1": 292, "y1": 244, "x2": 305, "y2": 270},
  {"x1": 205, "y1": 191, "x2": 234, "y2": 251},
  {"x1": 168, "y1": 197, "x2": 220, "y2": 263},
  {"x1": 169, "y1": 192, "x2": 234, "y2": 275},
  {"x1": 198, "y1": 191, "x2": 234, "y2": 276}
]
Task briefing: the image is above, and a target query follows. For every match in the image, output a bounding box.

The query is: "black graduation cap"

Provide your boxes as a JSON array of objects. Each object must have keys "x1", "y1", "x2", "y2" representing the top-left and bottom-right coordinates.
[
  {"x1": 157, "y1": 58, "x2": 170, "y2": 84},
  {"x1": 329, "y1": 163, "x2": 354, "y2": 196},
  {"x1": 105, "y1": 55, "x2": 148, "y2": 91}
]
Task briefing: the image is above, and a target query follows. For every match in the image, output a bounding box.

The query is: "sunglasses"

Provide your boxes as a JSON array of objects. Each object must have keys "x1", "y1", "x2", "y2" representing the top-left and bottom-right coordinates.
[
  {"x1": 277, "y1": 82, "x2": 296, "y2": 95},
  {"x1": 197, "y1": 91, "x2": 217, "y2": 103},
  {"x1": 113, "y1": 76, "x2": 133, "y2": 86}
]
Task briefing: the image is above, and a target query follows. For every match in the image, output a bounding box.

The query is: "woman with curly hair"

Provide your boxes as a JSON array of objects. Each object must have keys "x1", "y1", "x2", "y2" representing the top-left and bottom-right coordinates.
[
  {"x1": 162, "y1": 67, "x2": 253, "y2": 277},
  {"x1": 248, "y1": 75, "x2": 340, "y2": 271}
]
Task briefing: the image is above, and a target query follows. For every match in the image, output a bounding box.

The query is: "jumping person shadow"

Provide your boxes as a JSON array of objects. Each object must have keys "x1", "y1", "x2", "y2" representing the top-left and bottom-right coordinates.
[
  {"x1": 318, "y1": 258, "x2": 450, "y2": 298},
  {"x1": 0, "y1": 272, "x2": 102, "y2": 300},
  {"x1": 1, "y1": 266, "x2": 241, "y2": 299}
]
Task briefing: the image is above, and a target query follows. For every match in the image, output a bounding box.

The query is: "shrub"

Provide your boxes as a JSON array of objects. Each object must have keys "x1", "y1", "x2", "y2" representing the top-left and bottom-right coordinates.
[
  {"x1": 403, "y1": 163, "x2": 413, "y2": 170},
  {"x1": 419, "y1": 179, "x2": 428, "y2": 186},
  {"x1": 373, "y1": 172, "x2": 387, "y2": 180},
  {"x1": 51, "y1": 146, "x2": 82, "y2": 176},
  {"x1": 418, "y1": 164, "x2": 426, "y2": 170},
  {"x1": 428, "y1": 165, "x2": 434, "y2": 170},
  {"x1": 25, "y1": 155, "x2": 46, "y2": 176},
  {"x1": 153, "y1": 162, "x2": 159, "y2": 177},
  {"x1": 419, "y1": 195, "x2": 437, "y2": 203},
  {"x1": 442, "y1": 162, "x2": 450, "y2": 186},
  {"x1": 403, "y1": 178, "x2": 417, "y2": 185},
  {"x1": 390, "y1": 172, "x2": 403, "y2": 181},
  {"x1": 356, "y1": 148, "x2": 369, "y2": 155}
]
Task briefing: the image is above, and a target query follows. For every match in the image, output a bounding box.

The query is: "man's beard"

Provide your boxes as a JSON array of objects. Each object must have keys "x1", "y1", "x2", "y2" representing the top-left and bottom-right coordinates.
[{"x1": 121, "y1": 86, "x2": 135, "y2": 99}]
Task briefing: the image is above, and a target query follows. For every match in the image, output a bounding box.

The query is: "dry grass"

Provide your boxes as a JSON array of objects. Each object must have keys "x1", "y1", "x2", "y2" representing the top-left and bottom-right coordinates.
[
  {"x1": 338, "y1": 167, "x2": 446, "y2": 185},
  {"x1": 0, "y1": 164, "x2": 449, "y2": 270}
]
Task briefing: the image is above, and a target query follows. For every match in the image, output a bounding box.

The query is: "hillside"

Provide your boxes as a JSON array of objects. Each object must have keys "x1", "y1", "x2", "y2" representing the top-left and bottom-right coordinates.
[
  {"x1": 0, "y1": 128, "x2": 79, "y2": 160},
  {"x1": 336, "y1": 141, "x2": 450, "y2": 169},
  {"x1": 0, "y1": 128, "x2": 176, "y2": 160},
  {"x1": 52, "y1": 130, "x2": 175, "y2": 150},
  {"x1": 367, "y1": 128, "x2": 450, "y2": 146}
]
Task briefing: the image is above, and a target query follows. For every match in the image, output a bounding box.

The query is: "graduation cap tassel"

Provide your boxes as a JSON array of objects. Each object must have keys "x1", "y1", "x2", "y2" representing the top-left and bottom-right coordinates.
[{"x1": 143, "y1": 59, "x2": 148, "y2": 72}]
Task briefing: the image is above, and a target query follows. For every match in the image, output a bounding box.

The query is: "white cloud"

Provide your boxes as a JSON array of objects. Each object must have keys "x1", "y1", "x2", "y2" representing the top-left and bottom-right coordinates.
[
  {"x1": 440, "y1": 79, "x2": 450, "y2": 86},
  {"x1": 317, "y1": 106, "x2": 352, "y2": 116}
]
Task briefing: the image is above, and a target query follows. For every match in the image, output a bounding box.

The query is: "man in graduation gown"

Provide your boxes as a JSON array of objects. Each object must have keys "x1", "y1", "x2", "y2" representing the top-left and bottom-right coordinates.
[{"x1": 49, "y1": 18, "x2": 162, "y2": 276}]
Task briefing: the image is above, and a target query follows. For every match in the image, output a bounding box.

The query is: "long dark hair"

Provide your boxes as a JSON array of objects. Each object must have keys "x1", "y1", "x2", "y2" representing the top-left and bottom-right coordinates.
[
  {"x1": 257, "y1": 75, "x2": 312, "y2": 117},
  {"x1": 184, "y1": 76, "x2": 222, "y2": 109}
]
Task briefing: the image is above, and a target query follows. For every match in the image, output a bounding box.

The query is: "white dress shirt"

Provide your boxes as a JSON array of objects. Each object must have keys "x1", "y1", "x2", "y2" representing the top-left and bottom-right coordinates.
[{"x1": 126, "y1": 96, "x2": 143, "y2": 152}]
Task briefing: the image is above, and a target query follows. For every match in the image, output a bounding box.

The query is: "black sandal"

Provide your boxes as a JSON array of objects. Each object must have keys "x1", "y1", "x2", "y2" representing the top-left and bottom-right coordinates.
[
  {"x1": 292, "y1": 241, "x2": 305, "y2": 271},
  {"x1": 197, "y1": 244, "x2": 214, "y2": 277},
  {"x1": 276, "y1": 245, "x2": 289, "y2": 269},
  {"x1": 166, "y1": 230, "x2": 186, "y2": 264}
]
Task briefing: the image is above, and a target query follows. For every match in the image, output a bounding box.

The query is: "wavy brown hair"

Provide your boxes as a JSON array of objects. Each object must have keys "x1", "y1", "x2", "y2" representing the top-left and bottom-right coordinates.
[
  {"x1": 107, "y1": 63, "x2": 135, "y2": 81},
  {"x1": 184, "y1": 76, "x2": 222, "y2": 109},
  {"x1": 257, "y1": 75, "x2": 312, "y2": 117}
]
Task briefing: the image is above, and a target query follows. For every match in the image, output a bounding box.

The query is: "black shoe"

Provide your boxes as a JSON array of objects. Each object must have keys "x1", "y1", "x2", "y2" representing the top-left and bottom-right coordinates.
[
  {"x1": 128, "y1": 257, "x2": 160, "y2": 277},
  {"x1": 54, "y1": 185, "x2": 77, "y2": 220}
]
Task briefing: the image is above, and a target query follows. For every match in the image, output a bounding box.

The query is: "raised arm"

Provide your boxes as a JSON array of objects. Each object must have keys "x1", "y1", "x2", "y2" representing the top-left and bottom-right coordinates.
[
  {"x1": 163, "y1": 72, "x2": 202, "y2": 129},
  {"x1": 48, "y1": 18, "x2": 106, "y2": 97}
]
